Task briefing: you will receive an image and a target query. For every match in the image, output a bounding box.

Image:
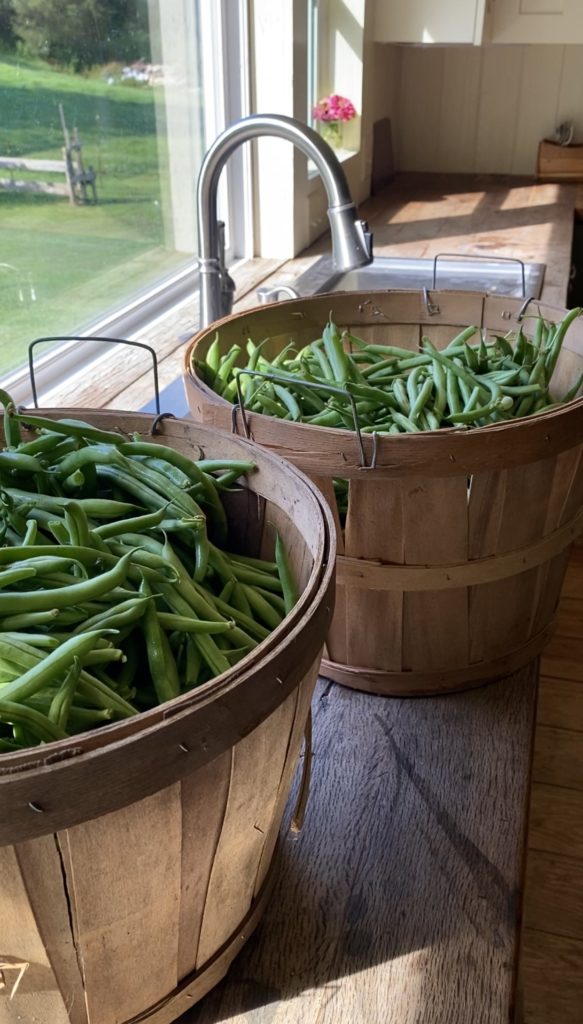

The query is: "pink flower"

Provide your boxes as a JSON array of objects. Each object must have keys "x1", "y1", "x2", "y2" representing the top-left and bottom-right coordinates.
[{"x1": 312, "y1": 94, "x2": 357, "y2": 124}]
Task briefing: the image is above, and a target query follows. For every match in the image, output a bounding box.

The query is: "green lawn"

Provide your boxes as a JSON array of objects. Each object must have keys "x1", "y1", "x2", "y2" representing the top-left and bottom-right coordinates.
[{"x1": 0, "y1": 56, "x2": 188, "y2": 376}]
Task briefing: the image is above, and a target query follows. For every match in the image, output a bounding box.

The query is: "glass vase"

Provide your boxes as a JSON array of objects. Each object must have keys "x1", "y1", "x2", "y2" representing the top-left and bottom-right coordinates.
[{"x1": 320, "y1": 121, "x2": 343, "y2": 151}]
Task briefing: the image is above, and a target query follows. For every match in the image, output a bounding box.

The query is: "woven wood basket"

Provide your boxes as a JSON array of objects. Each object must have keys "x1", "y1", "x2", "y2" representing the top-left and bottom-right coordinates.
[
  {"x1": 183, "y1": 289, "x2": 583, "y2": 696},
  {"x1": 0, "y1": 411, "x2": 335, "y2": 1024}
]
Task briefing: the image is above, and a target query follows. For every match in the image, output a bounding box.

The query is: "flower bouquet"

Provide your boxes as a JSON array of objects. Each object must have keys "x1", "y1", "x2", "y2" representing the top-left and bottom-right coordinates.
[{"x1": 312, "y1": 94, "x2": 357, "y2": 150}]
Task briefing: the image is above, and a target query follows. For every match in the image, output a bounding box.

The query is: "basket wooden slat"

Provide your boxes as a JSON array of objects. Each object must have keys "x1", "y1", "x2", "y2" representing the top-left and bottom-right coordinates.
[
  {"x1": 183, "y1": 289, "x2": 583, "y2": 696},
  {"x1": 0, "y1": 412, "x2": 335, "y2": 1024}
]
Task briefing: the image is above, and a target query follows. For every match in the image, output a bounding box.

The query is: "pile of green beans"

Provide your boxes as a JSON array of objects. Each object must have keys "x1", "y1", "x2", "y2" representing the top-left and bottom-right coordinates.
[
  {"x1": 194, "y1": 307, "x2": 583, "y2": 435},
  {"x1": 194, "y1": 307, "x2": 583, "y2": 528},
  {"x1": 0, "y1": 404, "x2": 298, "y2": 753}
]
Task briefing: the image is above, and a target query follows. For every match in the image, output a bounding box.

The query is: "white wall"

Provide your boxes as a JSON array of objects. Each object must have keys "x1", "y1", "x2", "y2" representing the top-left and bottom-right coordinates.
[{"x1": 389, "y1": 43, "x2": 583, "y2": 175}]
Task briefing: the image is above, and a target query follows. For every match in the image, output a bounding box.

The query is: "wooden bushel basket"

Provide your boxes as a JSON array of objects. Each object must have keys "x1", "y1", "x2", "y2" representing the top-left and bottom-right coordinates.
[
  {"x1": 183, "y1": 290, "x2": 583, "y2": 696},
  {"x1": 0, "y1": 412, "x2": 335, "y2": 1024}
]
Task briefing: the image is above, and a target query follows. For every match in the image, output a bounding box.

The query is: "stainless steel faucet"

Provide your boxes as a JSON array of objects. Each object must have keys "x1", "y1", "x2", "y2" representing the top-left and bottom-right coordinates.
[{"x1": 196, "y1": 113, "x2": 373, "y2": 328}]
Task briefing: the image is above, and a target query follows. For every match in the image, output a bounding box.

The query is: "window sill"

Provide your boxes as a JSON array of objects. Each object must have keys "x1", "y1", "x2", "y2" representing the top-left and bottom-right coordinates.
[
  {"x1": 307, "y1": 147, "x2": 359, "y2": 181},
  {"x1": 19, "y1": 256, "x2": 287, "y2": 415}
]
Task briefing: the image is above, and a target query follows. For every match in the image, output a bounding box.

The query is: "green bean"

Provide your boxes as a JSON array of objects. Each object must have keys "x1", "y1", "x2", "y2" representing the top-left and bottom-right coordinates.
[
  {"x1": 545, "y1": 307, "x2": 582, "y2": 379},
  {"x1": 392, "y1": 379, "x2": 410, "y2": 414},
  {"x1": 0, "y1": 550, "x2": 135, "y2": 614},
  {"x1": 206, "y1": 332, "x2": 221, "y2": 374},
  {"x1": 0, "y1": 630, "x2": 112, "y2": 704},
  {"x1": 12, "y1": 413, "x2": 126, "y2": 445},
  {"x1": 22, "y1": 519, "x2": 38, "y2": 546},
  {"x1": 93, "y1": 505, "x2": 168, "y2": 540},
  {"x1": 226, "y1": 552, "x2": 279, "y2": 574},
  {"x1": 205, "y1": 591, "x2": 270, "y2": 641},
  {"x1": 409, "y1": 377, "x2": 434, "y2": 424},
  {"x1": 230, "y1": 581, "x2": 253, "y2": 617},
  {"x1": 0, "y1": 565, "x2": 37, "y2": 589},
  {"x1": 463, "y1": 386, "x2": 481, "y2": 414},
  {"x1": 562, "y1": 371, "x2": 583, "y2": 403},
  {"x1": 66, "y1": 706, "x2": 116, "y2": 729},
  {"x1": 140, "y1": 576, "x2": 180, "y2": 704},
  {"x1": 431, "y1": 358, "x2": 447, "y2": 421},
  {"x1": 422, "y1": 340, "x2": 489, "y2": 400},
  {"x1": 16, "y1": 430, "x2": 68, "y2": 456},
  {"x1": 76, "y1": 674, "x2": 137, "y2": 718},
  {"x1": 391, "y1": 411, "x2": 422, "y2": 433},
  {"x1": 228, "y1": 560, "x2": 285, "y2": 594},
  {"x1": 0, "y1": 608, "x2": 60, "y2": 630},
  {"x1": 444, "y1": 325, "x2": 478, "y2": 350},
  {"x1": 0, "y1": 389, "x2": 20, "y2": 448},
  {"x1": 447, "y1": 395, "x2": 513, "y2": 424},
  {"x1": 0, "y1": 451, "x2": 45, "y2": 475},
  {"x1": 63, "y1": 502, "x2": 92, "y2": 548},
  {"x1": 247, "y1": 585, "x2": 286, "y2": 616},
  {"x1": 219, "y1": 578, "x2": 235, "y2": 603},
  {"x1": 48, "y1": 658, "x2": 82, "y2": 729},
  {"x1": 463, "y1": 340, "x2": 479, "y2": 372},
  {"x1": 515, "y1": 394, "x2": 536, "y2": 418},
  {"x1": 71, "y1": 596, "x2": 151, "y2": 635},
  {"x1": 121, "y1": 440, "x2": 230, "y2": 543},
  {"x1": 5, "y1": 488, "x2": 137, "y2": 518},
  {"x1": 0, "y1": 632, "x2": 59, "y2": 649},
  {"x1": 242, "y1": 584, "x2": 283, "y2": 630},
  {"x1": 216, "y1": 345, "x2": 242, "y2": 389},
  {"x1": 0, "y1": 699, "x2": 68, "y2": 742},
  {"x1": 311, "y1": 341, "x2": 336, "y2": 382},
  {"x1": 156, "y1": 612, "x2": 237, "y2": 635},
  {"x1": 362, "y1": 357, "x2": 398, "y2": 378}
]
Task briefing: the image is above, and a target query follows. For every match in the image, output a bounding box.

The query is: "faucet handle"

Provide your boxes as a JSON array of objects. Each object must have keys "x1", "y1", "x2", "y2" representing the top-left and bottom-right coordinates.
[
  {"x1": 361, "y1": 220, "x2": 374, "y2": 260},
  {"x1": 215, "y1": 220, "x2": 236, "y2": 317},
  {"x1": 217, "y1": 220, "x2": 228, "y2": 273},
  {"x1": 221, "y1": 269, "x2": 236, "y2": 318}
]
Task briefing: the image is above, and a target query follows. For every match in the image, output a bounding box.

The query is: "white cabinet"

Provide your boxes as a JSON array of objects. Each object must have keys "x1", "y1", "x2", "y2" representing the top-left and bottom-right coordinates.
[
  {"x1": 372, "y1": 0, "x2": 488, "y2": 45},
  {"x1": 489, "y1": 0, "x2": 583, "y2": 44}
]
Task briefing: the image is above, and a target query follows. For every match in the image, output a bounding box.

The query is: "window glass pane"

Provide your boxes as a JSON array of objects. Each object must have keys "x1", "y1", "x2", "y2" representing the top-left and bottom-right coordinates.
[
  {"x1": 307, "y1": 0, "x2": 363, "y2": 158},
  {"x1": 0, "y1": 0, "x2": 227, "y2": 378}
]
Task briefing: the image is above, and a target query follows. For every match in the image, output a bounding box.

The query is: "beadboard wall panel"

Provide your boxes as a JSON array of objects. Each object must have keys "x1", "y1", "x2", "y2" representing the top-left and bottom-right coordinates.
[
  {"x1": 435, "y1": 49, "x2": 482, "y2": 173},
  {"x1": 390, "y1": 44, "x2": 583, "y2": 175},
  {"x1": 474, "y1": 47, "x2": 523, "y2": 174}
]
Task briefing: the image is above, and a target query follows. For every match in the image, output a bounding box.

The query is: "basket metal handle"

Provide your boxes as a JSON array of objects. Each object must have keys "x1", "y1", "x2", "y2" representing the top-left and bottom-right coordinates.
[
  {"x1": 27, "y1": 336, "x2": 161, "y2": 414},
  {"x1": 431, "y1": 252, "x2": 527, "y2": 299},
  {"x1": 232, "y1": 366, "x2": 375, "y2": 469}
]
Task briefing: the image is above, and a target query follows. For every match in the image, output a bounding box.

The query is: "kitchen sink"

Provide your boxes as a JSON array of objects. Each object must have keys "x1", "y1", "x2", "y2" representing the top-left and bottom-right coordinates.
[{"x1": 261, "y1": 252, "x2": 546, "y2": 303}]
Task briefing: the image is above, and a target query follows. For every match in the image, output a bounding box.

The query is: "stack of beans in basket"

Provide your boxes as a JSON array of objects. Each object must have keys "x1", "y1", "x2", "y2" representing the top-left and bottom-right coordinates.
[{"x1": 183, "y1": 289, "x2": 583, "y2": 696}]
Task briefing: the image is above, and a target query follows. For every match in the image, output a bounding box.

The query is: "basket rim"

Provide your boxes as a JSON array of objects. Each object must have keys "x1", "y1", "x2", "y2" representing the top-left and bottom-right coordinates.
[
  {"x1": 182, "y1": 290, "x2": 583, "y2": 476},
  {"x1": 0, "y1": 411, "x2": 336, "y2": 844}
]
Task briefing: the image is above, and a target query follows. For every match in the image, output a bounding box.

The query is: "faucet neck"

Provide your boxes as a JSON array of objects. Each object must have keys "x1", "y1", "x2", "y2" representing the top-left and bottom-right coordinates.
[{"x1": 196, "y1": 113, "x2": 372, "y2": 326}]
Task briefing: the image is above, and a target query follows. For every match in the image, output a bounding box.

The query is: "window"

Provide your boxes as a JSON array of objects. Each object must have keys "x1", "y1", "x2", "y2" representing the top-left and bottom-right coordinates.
[
  {"x1": 307, "y1": 0, "x2": 364, "y2": 159},
  {"x1": 0, "y1": 0, "x2": 247, "y2": 403}
]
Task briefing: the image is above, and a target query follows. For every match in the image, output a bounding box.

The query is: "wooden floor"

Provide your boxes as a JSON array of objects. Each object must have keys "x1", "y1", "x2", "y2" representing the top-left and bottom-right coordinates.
[
  {"x1": 519, "y1": 539, "x2": 583, "y2": 1024},
  {"x1": 175, "y1": 544, "x2": 583, "y2": 1024}
]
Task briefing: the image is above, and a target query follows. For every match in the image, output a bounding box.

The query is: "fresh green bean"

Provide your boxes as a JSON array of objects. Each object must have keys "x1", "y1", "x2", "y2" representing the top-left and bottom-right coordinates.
[
  {"x1": 0, "y1": 550, "x2": 135, "y2": 613},
  {"x1": 0, "y1": 699, "x2": 69, "y2": 742},
  {"x1": 11, "y1": 413, "x2": 126, "y2": 445},
  {"x1": 0, "y1": 630, "x2": 112, "y2": 703},
  {"x1": 140, "y1": 576, "x2": 180, "y2": 704}
]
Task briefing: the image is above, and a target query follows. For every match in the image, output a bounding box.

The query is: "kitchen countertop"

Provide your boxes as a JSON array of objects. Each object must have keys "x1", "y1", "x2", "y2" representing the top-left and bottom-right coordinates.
[
  {"x1": 267, "y1": 173, "x2": 577, "y2": 311},
  {"x1": 39, "y1": 173, "x2": 578, "y2": 412}
]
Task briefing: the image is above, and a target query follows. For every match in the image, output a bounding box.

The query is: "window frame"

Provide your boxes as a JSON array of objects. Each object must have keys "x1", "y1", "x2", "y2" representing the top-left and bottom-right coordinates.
[{"x1": 1, "y1": 0, "x2": 250, "y2": 408}]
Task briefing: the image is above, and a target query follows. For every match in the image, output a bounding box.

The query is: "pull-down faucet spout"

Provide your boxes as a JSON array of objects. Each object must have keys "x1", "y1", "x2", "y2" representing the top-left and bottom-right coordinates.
[{"x1": 196, "y1": 113, "x2": 373, "y2": 329}]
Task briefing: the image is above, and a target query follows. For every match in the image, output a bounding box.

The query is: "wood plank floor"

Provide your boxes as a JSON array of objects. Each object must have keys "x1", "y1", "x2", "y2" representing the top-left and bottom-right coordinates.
[{"x1": 519, "y1": 538, "x2": 583, "y2": 1024}]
